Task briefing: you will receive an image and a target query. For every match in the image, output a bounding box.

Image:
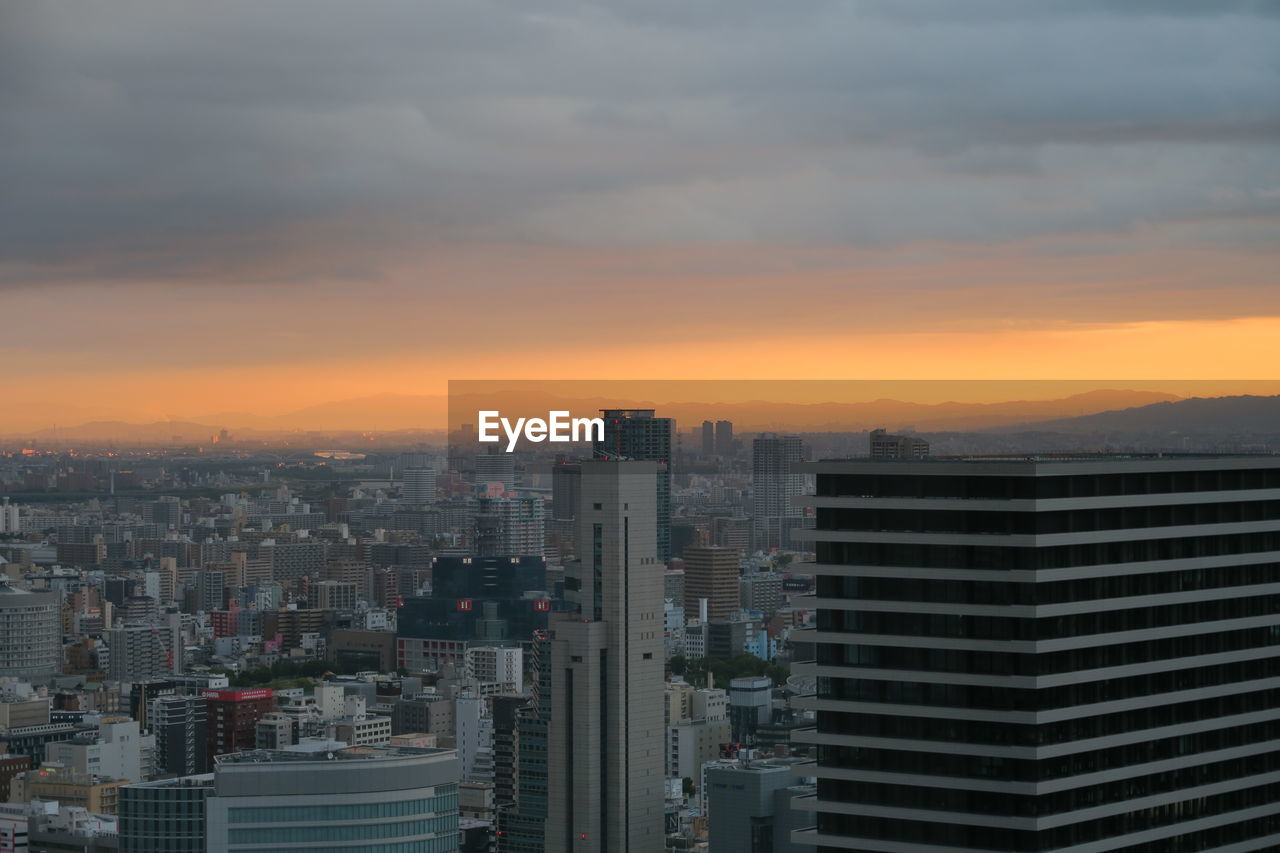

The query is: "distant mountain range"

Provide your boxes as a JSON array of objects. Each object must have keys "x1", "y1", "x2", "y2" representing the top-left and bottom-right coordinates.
[
  {"x1": 0, "y1": 388, "x2": 1216, "y2": 443},
  {"x1": 1001, "y1": 394, "x2": 1280, "y2": 435}
]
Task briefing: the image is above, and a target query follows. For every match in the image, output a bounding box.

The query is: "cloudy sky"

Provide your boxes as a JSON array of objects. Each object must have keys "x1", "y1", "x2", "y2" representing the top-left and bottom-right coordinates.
[{"x1": 3, "y1": 0, "x2": 1278, "y2": 427}]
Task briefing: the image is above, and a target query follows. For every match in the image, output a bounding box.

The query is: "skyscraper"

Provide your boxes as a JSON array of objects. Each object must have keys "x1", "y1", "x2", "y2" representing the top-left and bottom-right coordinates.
[
  {"x1": 545, "y1": 460, "x2": 666, "y2": 852},
  {"x1": 682, "y1": 546, "x2": 741, "y2": 623},
  {"x1": 752, "y1": 433, "x2": 806, "y2": 551},
  {"x1": 701, "y1": 421, "x2": 715, "y2": 456},
  {"x1": 552, "y1": 454, "x2": 581, "y2": 521},
  {"x1": 715, "y1": 420, "x2": 734, "y2": 456},
  {"x1": 595, "y1": 409, "x2": 673, "y2": 563},
  {"x1": 794, "y1": 455, "x2": 1280, "y2": 852}
]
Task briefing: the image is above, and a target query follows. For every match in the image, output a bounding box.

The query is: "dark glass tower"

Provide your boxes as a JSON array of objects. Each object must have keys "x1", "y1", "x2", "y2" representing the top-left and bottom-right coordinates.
[
  {"x1": 594, "y1": 409, "x2": 674, "y2": 563},
  {"x1": 794, "y1": 456, "x2": 1280, "y2": 852}
]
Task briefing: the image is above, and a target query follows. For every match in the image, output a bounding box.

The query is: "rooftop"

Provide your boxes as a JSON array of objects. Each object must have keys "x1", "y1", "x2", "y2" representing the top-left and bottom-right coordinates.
[{"x1": 215, "y1": 744, "x2": 451, "y2": 765}]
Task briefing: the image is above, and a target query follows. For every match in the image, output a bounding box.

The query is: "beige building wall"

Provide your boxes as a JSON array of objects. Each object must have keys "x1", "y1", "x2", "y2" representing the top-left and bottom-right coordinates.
[{"x1": 547, "y1": 461, "x2": 665, "y2": 853}]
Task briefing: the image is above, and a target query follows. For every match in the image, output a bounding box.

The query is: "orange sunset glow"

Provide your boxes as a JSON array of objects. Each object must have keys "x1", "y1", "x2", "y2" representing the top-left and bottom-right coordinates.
[{"x1": 5, "y1": 2, "x2": 1277, "y2": 435}]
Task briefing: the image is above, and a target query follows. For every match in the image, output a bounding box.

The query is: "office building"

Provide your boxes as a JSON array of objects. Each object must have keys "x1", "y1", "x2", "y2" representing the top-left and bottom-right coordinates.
[
  {"x1": 205, "y1": 745, "x2": 460, "y2": 851},
  {"x1": 595, "y1": 409, "x2": 674, "y2": 563},
  {"x1": 491, "y1": 694, "x2": 525, "y2": 810},
  {"x1": 150, "y1": 694, "x2": 209, "y2": 777},
  {"x1": 702, "y1": 420, "x2": 716, "y2": 456},
  {"x1": 551, "y1": 455, "x2": 581, "y2": 522},
  {"x1": 397, "y1": 556, "x2": 548, "y2": 660},
  {"x1": 118, "y1": 774, "x2": 212, "y2": 853},
  {"x1": 752, "y1": 433, "x2": 806, "y2": 551},
  {"x1": 868, "y1": 427, "x2": 929, "y2": 459},
  {"x1": 502, "y1": 633, "x2": 551, "y2": 853},
  {"x1": 546, "y1": 460, "x2": 666, "y2": 852},
  {"x1": 402, "y1": 467, "x2": 438, "y2": 506},
  {"x1": 0, "y1": 578, "x2": 61, "y2": 681},
  {"x1": 706, "y1": 759, "x2": 813, "y2": 853},
  {"x1": 203, "y1": 688, "x2": 276, "y2": 763},
  {"x1": 795, "y1": 455, "x2": 1280, "y2": 852},
  {"x1": 683, "y1": 546, "x2": 741, "y2": 623},
  {"x1": 476, "y1": 496, "x2": 545, "y2": 558}
]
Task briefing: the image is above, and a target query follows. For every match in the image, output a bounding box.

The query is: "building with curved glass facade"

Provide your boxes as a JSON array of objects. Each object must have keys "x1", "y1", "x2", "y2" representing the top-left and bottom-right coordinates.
[{"x1": 206, "y1": 745, "x2": 460, "y2": 853}]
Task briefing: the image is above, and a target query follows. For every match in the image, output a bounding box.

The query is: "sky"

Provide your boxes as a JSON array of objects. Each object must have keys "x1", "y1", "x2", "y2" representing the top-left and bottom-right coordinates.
[{"x1": 3, "y1": 0, "x2": 1278, "y2": 428}]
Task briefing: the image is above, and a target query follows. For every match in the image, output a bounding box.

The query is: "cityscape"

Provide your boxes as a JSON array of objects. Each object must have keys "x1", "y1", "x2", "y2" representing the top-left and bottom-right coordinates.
[
  {"x1": 1, "y1": 397, "x2": 1279, "y2": 851},
  {"x1": 5, "y1": 1, "x2": 1280, "y2": 852}
]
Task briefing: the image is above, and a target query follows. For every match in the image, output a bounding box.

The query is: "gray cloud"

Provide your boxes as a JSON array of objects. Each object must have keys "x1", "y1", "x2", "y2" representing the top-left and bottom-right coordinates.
[{"x1": 2, "y1": 0, "x2": 1278, "y2": 282}]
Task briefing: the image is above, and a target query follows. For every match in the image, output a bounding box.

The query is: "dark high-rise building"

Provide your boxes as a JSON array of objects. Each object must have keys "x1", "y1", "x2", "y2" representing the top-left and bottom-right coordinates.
[
  {"x1": 795, "y1": 456, "x2": 1280, "y2": 852},
  {"x1": 491, "y1": 694, "x2": 526, "y2": 809},
  {"x1": 702, "y1": 420, "x2": 716, "y2": 456},
  {"x1": 118, "y1": 775, "x2": 212, "y2": 853},
  {"x1": 595, "y1": 409, "x2": 674, "y2": 563},
  {"x1": 149, "y1": 694, "x2": 209, "y2": 777},
  {"x1": 551, "y1": 455, "x2": 581, "y2": 522},
  {"x1": 501, "y1": 633, "x2": 550, "y2": 853},
  {"x1": 194, "y1": 569, "x2": 226, "y2": 613},
  {"x1": 396, "y1": 556, "x2": 549, "y2": 664},
  {"x1": 715, "y1": 420, "x2": 734, "y2": 456}
]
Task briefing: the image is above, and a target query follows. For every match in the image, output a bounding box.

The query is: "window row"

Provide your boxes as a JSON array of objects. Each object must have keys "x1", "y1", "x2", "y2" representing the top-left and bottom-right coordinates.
[
  {"x1": 229, "y1": 816, "x2": 455, "y2": 844},
  {"x1": 816, "y1": 501, "x2": 1280, "y2": 536},
  {"x1": 819, "y1": 563, "x2": 1280, "y2": 606},
  {"x1": 818, "y1": 663, "x2": 1280, "y2": 712},
  {"x1": 816, "y1": 469, "x2": 1280, "y2": 501},
  {"x1": 817, "y1": 594, "x2": 1280, "y2": 641},
  {"x1": 816, "y1": 532, "x2": 1280, "y2": 571},
  {"x1": 228, "y1": 790, "x2": 457, "y2": 824},
  {"x1": 817, "y1": 626, "x2": 1280, "y2": 676},
  {"x1": 816, "y1": 782, "x2": 1280, "y2": 851},
  {"x1": 817, "y1": 688, "x2": 1275, "y2": 747},
  {"x1": 821, "y1": 718, "x2": 1280, "y2": 782}
]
